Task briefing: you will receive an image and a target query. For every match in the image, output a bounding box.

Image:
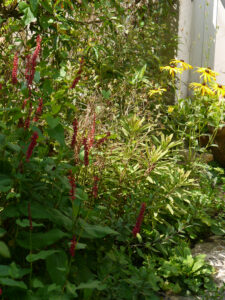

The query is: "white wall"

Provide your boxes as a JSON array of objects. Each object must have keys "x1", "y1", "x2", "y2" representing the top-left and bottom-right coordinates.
[
  {"x1": 177, "y1": 0, "x2": 193, "y2": 98},
  {"x1": 214, "y1": 0, "x2": 225, "y2": 84}
]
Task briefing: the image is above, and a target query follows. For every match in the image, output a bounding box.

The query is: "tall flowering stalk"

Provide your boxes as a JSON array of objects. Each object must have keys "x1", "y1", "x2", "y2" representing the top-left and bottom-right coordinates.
[
  {"x1": 26, "y1": 35, "x2": 42, "y2": 87},
  {"x1": 68, "y1": 170, "x2": 76, "y2": 202},
  {"x1": 26, "y1": 132, "x2": 38, "y2": 162},
  {"x1": 69, "y1": 235, "x2": 77, "y2": 257},
  {"x1": 92, "y1": 176, "x2": 99, "y2": 198},
  {"x1": 71, "y1": 118, "x2": 78, "y2": 148},
  {"x1": 83, "y1": 138, "x2": 89, "y2": 166},
  {"x1": 88, "y1": 113, "x2": 96, "y2": 149},
  {"x1": 132, "y1": 203, "x2": 146, "y2": 237},
  {"x1": 12, "y1": 52, "x2": 18, "y2": 85},
  {"x1": 24, "y1": 102, "x2": 33, "y2": 129},
  {"x1": 33, "y1": 98, "x2": 43, "y2": 122},
  {"x1": 70, "y1": 57, "x2": 84, "y2": 89}
]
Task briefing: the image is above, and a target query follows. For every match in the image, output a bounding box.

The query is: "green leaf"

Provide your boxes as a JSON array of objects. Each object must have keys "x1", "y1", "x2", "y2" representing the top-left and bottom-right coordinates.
[
  {"x1": 78, "y1": 219, "x2": 119, "y2": 238},
  {"x1": 102, "y1": 90, "x2": 111, "y2": 99},
  {"x1": 17, "y1": 229, "x2": 67, "y2": 249},
  {"x1": 30, "y1": 0, "x2": 39, "y2": 13},
  {"x1": 18, "y1": 1, "x2": 29, "y2": 10},
  {"x1": 45, "y1": 116, "x2": 60, "y2": 129},
  {"x1": 16, "y1": 219, "x2": 44, "y2": 228},
  {"x1": 40, "y1": 0, "x2": 53, "y2": 13},
  {"x1": 23, "y1": 7, "x2": 36, "y2": 26},
  {"x1": 48, "y1": 124, "x2": 65, "y2": 146},
  {"x1": 0, "y1": 278, "x2": 27, "y2": 289},
  {"x1": 0, "y1": 174, "x2": 12, "y2": 192},
  {"x1": 0, "y1": 241, "x2": 10, "y2": 258},
  {"x1": 76, "y1": 280, "x2": 106, "y2": 290},
  {"x1": 46, "y1": 251, "x2": 68, "y2": 285},
  {"x1": 0, "y1": 228, "x2": 6, "y2": 238},
  {"x1": 26, "y1": 250, "x2": 60, "y2": 262},
  {"x1": 34, "y1": 71, "x2": 40, "y2": 83}
]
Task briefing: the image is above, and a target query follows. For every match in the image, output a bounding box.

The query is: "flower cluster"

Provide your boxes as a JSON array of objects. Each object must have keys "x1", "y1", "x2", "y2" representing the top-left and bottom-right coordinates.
[
  {"x1": 25, "y1": 35, "x2": 42, "y2": 87},
  {"x1": 33, "y1": 98, "x2": 43, "y2": 122},
  {"x1": 69, "y1": 235, "x2": 77, "y2": 257},
  {"x1": 68, "y1": 170, "x2": 76, "y2": 202},
  {"x1": 12, "y1": 53, "x2": 18, "y2": 85},
  {"x1": 92, "y1": 176, "x2": 99, "y2": 198},
  {"x1": 71, "y1": 118, "x2": 78, "y2": 148},
  {"x1": 26, "y1": 132, "x2": 38, "y2": 162},
  {"x1": 132, "y1": 203, "x2": 146, "y2": 237}
]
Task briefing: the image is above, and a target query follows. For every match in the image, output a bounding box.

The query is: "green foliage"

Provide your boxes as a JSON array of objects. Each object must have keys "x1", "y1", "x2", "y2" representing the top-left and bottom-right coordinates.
[{"x1": 0, "y1": 0, "x2": 225, "y2": 299}]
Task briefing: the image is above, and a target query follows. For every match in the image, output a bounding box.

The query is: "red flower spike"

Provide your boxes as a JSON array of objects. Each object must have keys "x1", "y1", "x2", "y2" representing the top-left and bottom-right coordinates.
[
  {"x1": 88, "y1": 113, "x2": 96, "y2": 149},
  {"x1": 92, "y1": 176, "x2": 99, "y2": 198},
  {"x1": 71, "y1": 118, "x2": 78, "y2": 148},
  {"x1": 24, "y1": 102, "x2": 33, "y2": 129},
  {"x1": 0, "y1": 83, "x2": 2, "y2": 90},
  {"x1": 33, "y1": 98, "x2": 43, "y2": 122},
  {"x1": 0, "y1": 287, "x2": 2, "y2": 295},
  {"x1": 69, "y1": 235, "x2": 77, "y2": 257},
  {"x1": 12, "y1": 52, "x2": 18, "y2": 85},
  {"x1": 132, "y1": 203, "x2": 146, "y2": 237},
  {"x1": 26, "y1": 132, "x2": 38, "y2": 162},
  {"x1": 26, "y1": 36, "x2": 42, "y2": 86},
  {"x1": 28, "y1": 203, "x2": 33, "y2": 231},
  {"x1": 83, "y1": 138, "x2": 89, "y2": 166},
  {"x1": 68, "y1": 170, "x2": 76, "y2": 202}
]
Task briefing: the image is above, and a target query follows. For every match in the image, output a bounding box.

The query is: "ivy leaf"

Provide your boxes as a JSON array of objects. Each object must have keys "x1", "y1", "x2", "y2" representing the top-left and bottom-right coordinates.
[{"x1": 23, "y1": 7, "x2": 36, "y2": 26}]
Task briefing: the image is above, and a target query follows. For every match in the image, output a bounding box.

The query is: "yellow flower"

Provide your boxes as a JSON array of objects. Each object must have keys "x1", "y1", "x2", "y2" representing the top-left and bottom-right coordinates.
[
  {"x1": 160, "y1": 65, "x2": 183, "y2": 78},
  {"x1": 196, "y1": 67, "x2": 219, "y2": 82},
  {"x1": 211, "y1": 83, "x2": 225, "y2": 97},
  {"x1": 170, "y1": 59, "x2": 193, "y2": 71},
  {"x1": 189, "y1": 82, "x2": 213, "y2": 96},
  {"x1": 148, "y1": 88, "x2": 166, "y2": 97},
  {"x1": 167, "y1": 106, "x2": 174, "y2": 113}
]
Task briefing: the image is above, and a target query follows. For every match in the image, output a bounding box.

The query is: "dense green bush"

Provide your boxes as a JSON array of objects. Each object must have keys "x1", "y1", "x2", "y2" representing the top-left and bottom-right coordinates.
[{"x1": 0, "y1": 1, "x2": 225, "y2": 299}]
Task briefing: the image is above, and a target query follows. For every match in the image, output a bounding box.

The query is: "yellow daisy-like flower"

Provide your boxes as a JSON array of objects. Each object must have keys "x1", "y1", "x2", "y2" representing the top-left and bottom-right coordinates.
[
  {"x1": 170, "y1": 59, "x2": 193, "y2": 71},
  {"x1": 196, "y1": 67, "x2": 219, "y2": 82},
  {"x1": 211, "y1": 83, "x2": 225, "y2": 97},
  {"x1": 148, "y1": 88, "x2": 166, "y2": 97},
  {"x1": 167, "y1": 106, "x2": 174, "y2": 113},
  {"x1": 189, "y1": 82, "x2": 213, "y2": 96},
  {"x1": 160, "y1": 65, "x2": 183, "y2": 78}
]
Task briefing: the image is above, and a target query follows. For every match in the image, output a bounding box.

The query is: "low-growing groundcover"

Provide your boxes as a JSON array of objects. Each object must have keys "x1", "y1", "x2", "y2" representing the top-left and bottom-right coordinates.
[{"x1": 1, "y1": 1, "x2": 225, "y2": 299}]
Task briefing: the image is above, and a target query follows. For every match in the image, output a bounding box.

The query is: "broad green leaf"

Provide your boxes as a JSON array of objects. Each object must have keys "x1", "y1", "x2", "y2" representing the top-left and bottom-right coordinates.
[
  {"x1": 26, "y1": 250, "x2": 59, "y2": 262},
  {"x1": 78, "y1": 218, "x2": 118, "y2": 238},
  {"x1": 17, "y1": 229, "x2": 67, "y2": 249},
  {"x1": 0, "y1": 278, "x2": 27, "y2": 289},
  {"x1": 23, "y1": 7, "x2": 36, "y2": 26},
  {"x1": 30, "y1": 0, "x2": 39, "y2": 13},
  {"x1": 0, "y1": 174, "x2": 12, "y2": 192},
  {"x1": 46, "y1": 251, "x2": 68, "y2": 285},
  {"x1": 48, "y1": 124, "x2": 65, "y2": 146},
  {"x1": 76, "y1": 280, "x2": 106, "y2": 290},
  {"x1": 16, "y1": 219, "x2": 44, "y2": 228},
  {"x1": 0, "y1": 241, "x2": 10, "y2": 258},
  {"x1": 45, "y1": 116, "x2": 60, "y2": 129}
]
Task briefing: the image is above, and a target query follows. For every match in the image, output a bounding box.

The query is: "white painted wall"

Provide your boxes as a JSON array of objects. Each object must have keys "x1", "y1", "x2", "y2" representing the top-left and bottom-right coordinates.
[
  {"x1": 214, "y1": 0, "x2": 225, "y2": 84},
  {"x1": 177, "y1": 0, "x2": 193, "y2": 98},
  {"x1": 178, "y1": 0, "x2": 219, "y2": 97}
]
